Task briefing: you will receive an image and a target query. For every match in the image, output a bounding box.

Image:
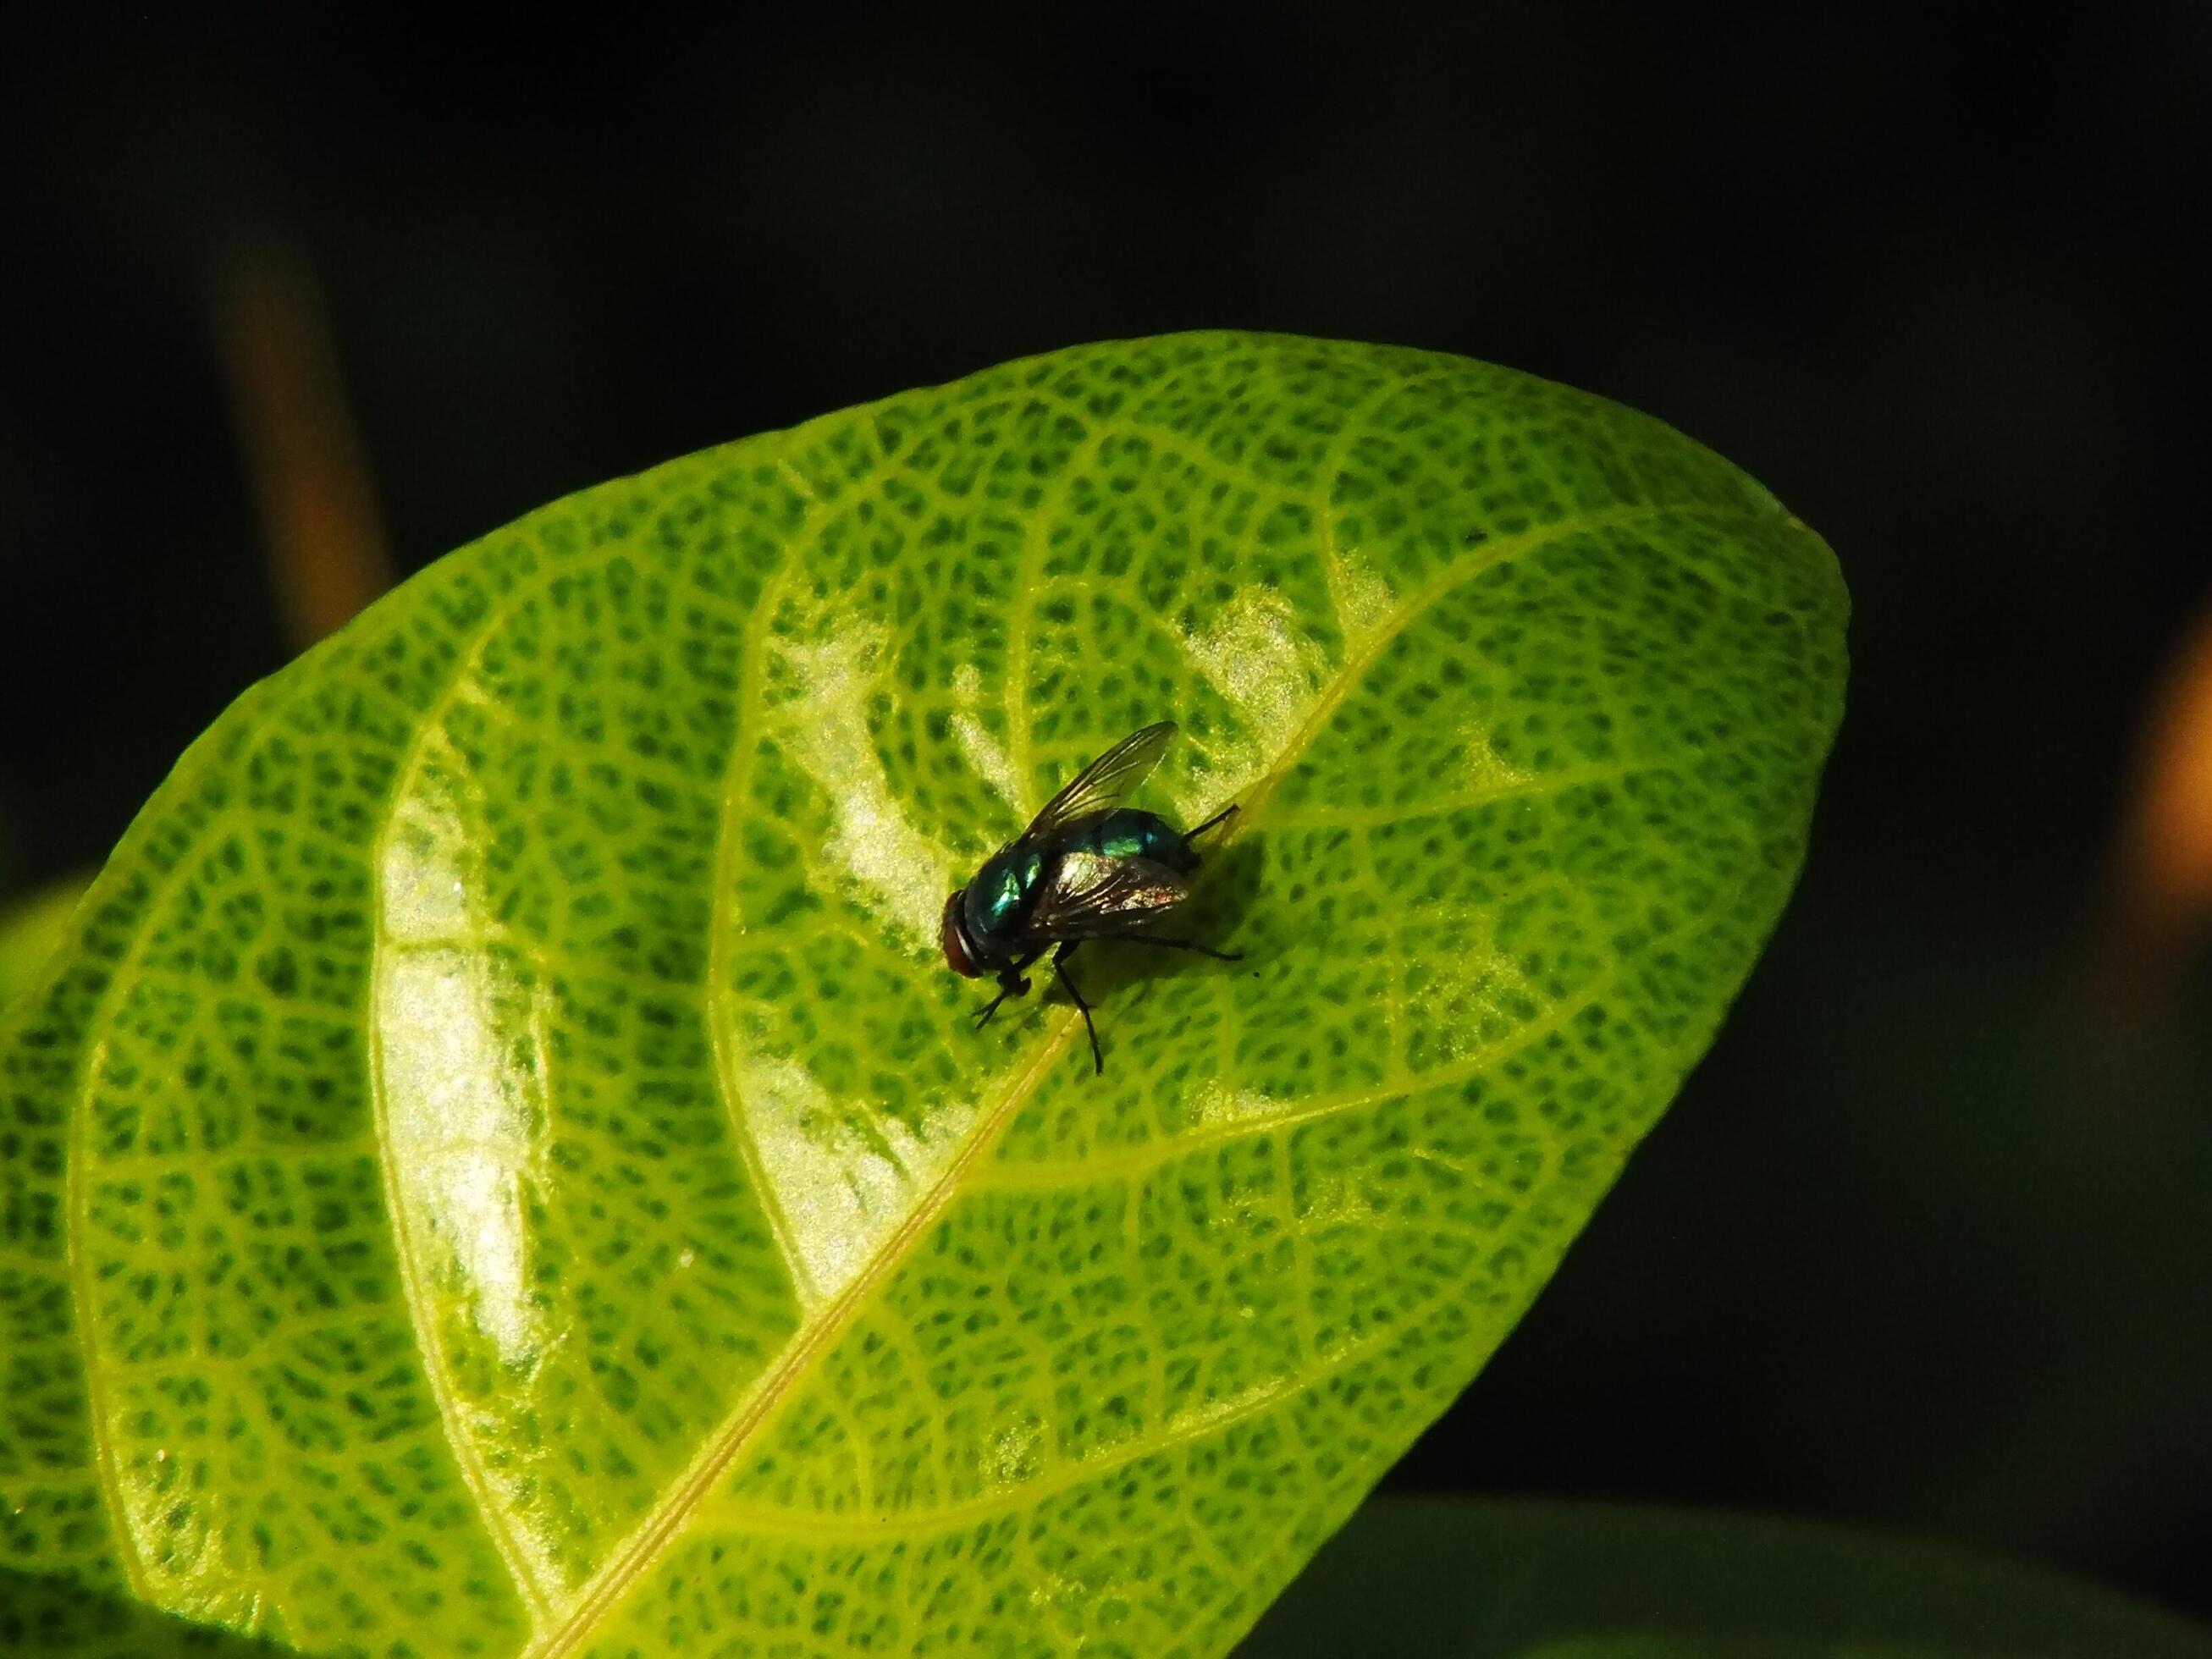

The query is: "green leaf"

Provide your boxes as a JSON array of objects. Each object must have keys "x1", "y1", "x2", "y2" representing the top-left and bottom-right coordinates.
[
  {"x1": 0, "y1": 875, "x2": 91, "y2": 1017},
  {"x1": 0, "y1": 333, "x2": 1845, "y2": 1656},
  {"x1": 1237, "y1": 1497, "x2": 2212, "y2": 1659},
  {"x1": 0, "y1": 1564, "x2": 293, "y2": 1657}
]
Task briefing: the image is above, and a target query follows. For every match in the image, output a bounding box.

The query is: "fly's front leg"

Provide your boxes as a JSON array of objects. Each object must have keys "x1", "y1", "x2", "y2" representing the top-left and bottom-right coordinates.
[
  {"x1": 1051, "y1": 940, "x2": 1104, "y2": 1075},
  {"x1": 973, "y1": 949, "x2": 1043, "y2": 1027}
]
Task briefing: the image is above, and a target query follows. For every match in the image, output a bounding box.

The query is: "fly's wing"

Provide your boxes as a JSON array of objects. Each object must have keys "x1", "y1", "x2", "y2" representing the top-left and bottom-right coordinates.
[
  {"x1": 1026, "y1": 720, "x2": 1178, "y2": 838},
  {"x1": 1022, "y1": 851, "x2": 1189, "y2": 940}
]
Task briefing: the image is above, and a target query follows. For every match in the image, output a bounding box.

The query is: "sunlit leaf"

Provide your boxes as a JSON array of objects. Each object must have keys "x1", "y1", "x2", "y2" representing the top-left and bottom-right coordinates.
[{"x1": 0, "y1": 333, "x2": 1846, "y2": 1656}]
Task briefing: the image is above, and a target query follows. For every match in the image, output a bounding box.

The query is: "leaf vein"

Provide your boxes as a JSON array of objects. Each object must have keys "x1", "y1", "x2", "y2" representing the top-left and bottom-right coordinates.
[
  {"x1": 971, "y1": 967, "x2": 1613, "y2": 1194},
  {"x1": 703, "y1": 461, "x2": 845, "y2": 1315},
  {"x1": 366, "y1": 562, "x2": 622, "y2": 1626},
  {"x1": 1004, "y1": 421, "x2": 1108, "y2": 814}
]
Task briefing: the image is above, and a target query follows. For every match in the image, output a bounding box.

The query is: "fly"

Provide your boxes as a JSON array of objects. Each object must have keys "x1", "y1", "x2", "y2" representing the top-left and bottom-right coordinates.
[{"x1": 941, "y1": 719, "x2": 1240, "y2": 1074}]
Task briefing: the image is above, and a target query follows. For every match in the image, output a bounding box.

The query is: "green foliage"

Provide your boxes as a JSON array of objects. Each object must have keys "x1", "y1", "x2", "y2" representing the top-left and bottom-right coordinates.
[
  {"x1": 1239, "y1": 1498, "x2": 2212, "y2": 1658},
  {"x1": 0, "y1": 876, "x2": 91, "y2": 1016},
  {"x1": 1, "y1": 1565, "x2": 291, "y2": 1657},
  {"x1": 0, "y1": 333, "x2": 1845, "y2": 1656}
]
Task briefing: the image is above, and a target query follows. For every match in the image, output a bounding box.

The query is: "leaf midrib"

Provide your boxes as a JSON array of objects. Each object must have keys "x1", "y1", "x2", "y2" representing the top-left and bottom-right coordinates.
[{"x1": 528, "y1": 495, "x2": 1715, "y2": 1656}]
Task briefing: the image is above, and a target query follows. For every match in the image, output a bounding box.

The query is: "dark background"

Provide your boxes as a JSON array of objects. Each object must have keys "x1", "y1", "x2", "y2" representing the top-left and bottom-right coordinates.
[{"x1": 5, "y1": 4, "x2": 2208, "y2": 1626}]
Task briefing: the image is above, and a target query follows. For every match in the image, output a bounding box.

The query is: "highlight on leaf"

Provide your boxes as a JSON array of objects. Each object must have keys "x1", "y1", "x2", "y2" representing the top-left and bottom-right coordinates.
[{"x1": 0, "y1": 333, "x2": 1846, "y2": 1657}]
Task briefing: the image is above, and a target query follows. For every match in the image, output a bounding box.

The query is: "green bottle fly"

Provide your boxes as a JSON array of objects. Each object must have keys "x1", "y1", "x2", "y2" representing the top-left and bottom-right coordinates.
[{"x1": 941, "y1": 720, "x2": 1239, "y2": 1073}]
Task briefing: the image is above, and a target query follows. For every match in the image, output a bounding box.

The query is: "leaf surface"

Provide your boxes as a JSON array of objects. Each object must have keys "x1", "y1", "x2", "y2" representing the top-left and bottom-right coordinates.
[
  {"x1": 0, "y1": 875, "x2": 91, "y2": 1017},
  {"x1": 0, "y1": 333, "x2": 1846, "y2": 1656}
]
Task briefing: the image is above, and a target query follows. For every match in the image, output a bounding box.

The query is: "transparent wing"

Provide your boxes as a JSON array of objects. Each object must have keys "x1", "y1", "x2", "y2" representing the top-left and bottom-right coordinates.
[
  {"x1": 1028, "y1": 720, "x2": 1178, "y2": 837},
  {"x1": 1023, "y1": 852, "x2": 1189, "y2": 940}
]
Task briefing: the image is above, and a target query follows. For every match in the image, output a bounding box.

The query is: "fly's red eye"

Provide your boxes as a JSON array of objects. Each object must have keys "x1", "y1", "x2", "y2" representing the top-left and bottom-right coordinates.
[{"x1": 941, "y1": 891, "x2": 982, "y2": 978}]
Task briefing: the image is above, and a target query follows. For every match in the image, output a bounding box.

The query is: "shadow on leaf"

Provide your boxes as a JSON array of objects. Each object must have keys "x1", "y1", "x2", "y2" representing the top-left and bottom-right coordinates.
[{"x1": 0, "y1": 1568, "x2": 295, "y2": 1658}]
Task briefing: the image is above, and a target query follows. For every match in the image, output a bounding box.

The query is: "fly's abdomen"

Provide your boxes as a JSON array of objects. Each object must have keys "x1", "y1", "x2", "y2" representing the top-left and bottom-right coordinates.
[{"x1": 1079, "y1": 807, "x2": 1200, "y2": 874}]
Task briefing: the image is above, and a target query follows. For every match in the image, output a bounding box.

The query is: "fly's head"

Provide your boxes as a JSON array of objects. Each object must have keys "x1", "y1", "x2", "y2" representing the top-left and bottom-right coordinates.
[{"x1": 941, "y1": 890, "x2": 986, "y2": 978}]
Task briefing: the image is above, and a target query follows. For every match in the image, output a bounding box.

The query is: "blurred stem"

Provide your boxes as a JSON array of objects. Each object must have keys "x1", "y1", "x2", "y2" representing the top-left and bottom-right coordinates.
[
  {"x1": 211, "y1": 237, "x2": 393, "y2": 651},
  {"x1": 2086, "y1": 582, "x2": 2212, "y2": 1029}
]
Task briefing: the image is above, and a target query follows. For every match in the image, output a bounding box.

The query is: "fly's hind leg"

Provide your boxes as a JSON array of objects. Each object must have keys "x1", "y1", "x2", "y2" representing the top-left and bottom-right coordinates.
[
  {"x1": 1123, "y1": 934, "x2": 1243, "y2": 962},
  {"x1": 1185, "y1": 802, "x2": 1239, "y2": 845},
  {"x1": 1051, "y1": 941, "x2": 1105, "y2": 1075}
]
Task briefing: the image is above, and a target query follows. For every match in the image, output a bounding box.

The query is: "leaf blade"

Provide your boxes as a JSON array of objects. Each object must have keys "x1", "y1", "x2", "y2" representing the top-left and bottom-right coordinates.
[{"x1": 1, "y1": 333, "x2": 1846, "y2": 1657}]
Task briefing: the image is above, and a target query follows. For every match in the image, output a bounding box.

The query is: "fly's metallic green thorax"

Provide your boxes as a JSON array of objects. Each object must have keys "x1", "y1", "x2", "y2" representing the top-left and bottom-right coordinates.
[
  {"x1": 962, "y1": 842, "x2": 1049, "y2": 955},
  {"x1": 940, "y1": 720, "x2": 1242, "y2": 1075}
]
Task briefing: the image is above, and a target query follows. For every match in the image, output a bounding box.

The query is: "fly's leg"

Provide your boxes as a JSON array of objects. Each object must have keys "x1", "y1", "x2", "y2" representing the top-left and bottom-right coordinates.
[
  {"x1": 1051, "y1": 941, "x2": 1105, "y2": 1075},
  {"x1": 1123, "y1": 934, "x2": 1243, "y2": 962},
  {"x1": 1185, "y1": 802, "x2": 1239, "y2": 845},
  {"x1": 974, "y1": 950, "x2": 1043, "y2": 1027}
]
